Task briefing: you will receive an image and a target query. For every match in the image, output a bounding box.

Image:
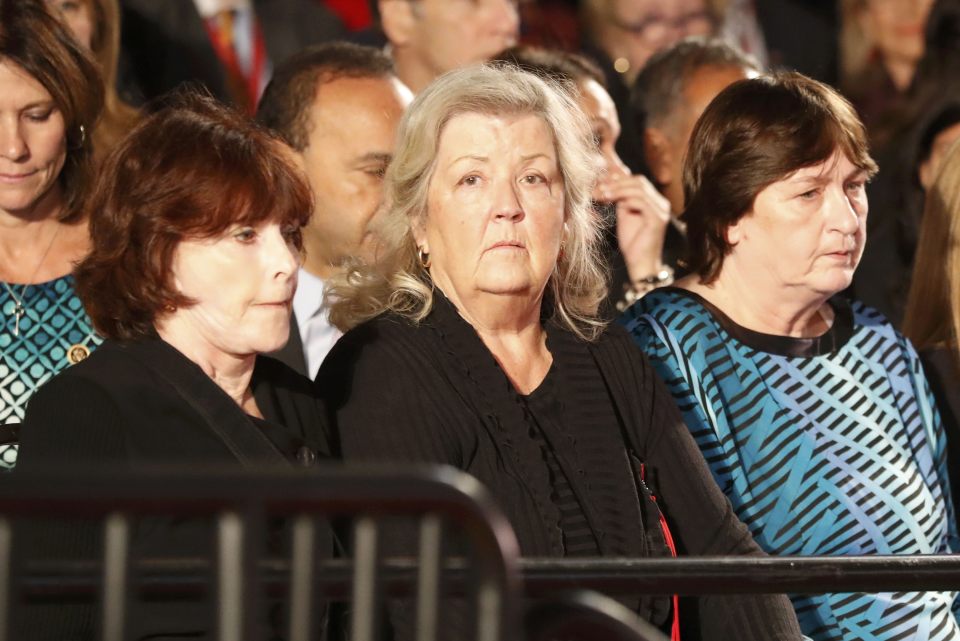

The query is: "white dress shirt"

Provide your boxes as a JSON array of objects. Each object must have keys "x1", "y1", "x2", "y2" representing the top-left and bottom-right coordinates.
[{"x1": 292, "y1": 268, "x2": 342, "y2": 379}]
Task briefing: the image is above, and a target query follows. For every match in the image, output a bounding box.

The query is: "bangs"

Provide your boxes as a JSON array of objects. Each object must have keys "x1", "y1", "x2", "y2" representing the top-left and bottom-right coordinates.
[{"x1": 142, "y1": 110, "x2": 313, "y2": 244}]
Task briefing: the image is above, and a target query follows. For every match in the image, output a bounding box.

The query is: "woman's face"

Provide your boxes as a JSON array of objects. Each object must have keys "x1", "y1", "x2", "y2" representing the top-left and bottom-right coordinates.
[
  {"x1": 46, "y1": 0, "x2": 95, "y2": 51},
  {"x1": 862, "y1": 0, "x2": 933, "y2": 67},
  {"x1": 725, "y1": 151, "x2": 870, "y2": 299},
  {"x1": 0, "y1": 59, "x2": 67, "y2": 218},
  {"x1": 417, "y1": 112, "x2": 565, "y2": 305},
  {"x1": 577, "y1": 79, "x2": 629, "y2": 198},
  {"x1": 168, "y1": 220, "x2": 300, "y2": 357}
]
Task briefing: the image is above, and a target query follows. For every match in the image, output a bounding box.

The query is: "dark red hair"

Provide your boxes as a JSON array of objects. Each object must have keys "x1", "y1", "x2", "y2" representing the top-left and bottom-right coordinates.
[{"x1": 75, "y1": 91, "x2": 313, "y2": 340}]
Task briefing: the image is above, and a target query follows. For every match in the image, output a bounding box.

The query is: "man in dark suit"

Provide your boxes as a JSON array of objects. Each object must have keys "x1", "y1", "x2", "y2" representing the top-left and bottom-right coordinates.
[
  {"x1": 119, "y1": 0, "x2": 346, "y2": 108},
  {"x1": 256, "y1": 43, "x2": 412, "y2": 377}
]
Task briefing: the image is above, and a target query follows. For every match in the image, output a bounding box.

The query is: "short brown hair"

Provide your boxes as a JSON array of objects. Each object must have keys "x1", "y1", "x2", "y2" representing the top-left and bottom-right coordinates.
[
  {"x1": 256, "y1": 42, "x2": 394, "y2": 151},
  {"x1": 76, "y1": 91, "x2": 313, "y2": 340},
  {"x1": 0, "y1": 0, "x2": 104, "y2": 221},
  {"x1": 683, "y1": 71, "x2": 878, "y2": 282}
]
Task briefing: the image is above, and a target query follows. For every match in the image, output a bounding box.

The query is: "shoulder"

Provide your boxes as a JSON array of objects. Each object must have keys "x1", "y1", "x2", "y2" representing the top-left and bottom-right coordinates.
[
  {"x1": 619, "y1": 287, "x2": 714, "y2": 336},
  {"x1": 46, "y1": 339, "x2": 148, "y2": 387},
  {"x1": 320, "y1": 313, "x2": 434, "y2": 375},
  {"x1": 847, "y1": 298, "x2": 922, "y2": 361},
  {"x1": 316, "y1": 313, "x2": 444, "y2": 406}
]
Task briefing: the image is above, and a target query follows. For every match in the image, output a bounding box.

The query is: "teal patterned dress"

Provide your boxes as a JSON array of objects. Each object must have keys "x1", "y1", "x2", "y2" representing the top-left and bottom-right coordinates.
[
  {"x1": 622, "y1": 287, "x2": 960, "y2": 640},
  {"x1": 0, "y1": 275, "x2": 101, "y2": 469}
]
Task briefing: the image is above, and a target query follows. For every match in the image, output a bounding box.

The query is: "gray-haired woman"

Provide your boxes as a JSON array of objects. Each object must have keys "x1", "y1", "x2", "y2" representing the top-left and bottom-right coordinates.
[{"x1": 316, "y1": 64, "x2": 803, "y2": 640}]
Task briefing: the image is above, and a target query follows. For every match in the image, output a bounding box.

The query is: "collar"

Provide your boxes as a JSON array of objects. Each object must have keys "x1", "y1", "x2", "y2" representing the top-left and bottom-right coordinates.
[
  {"x1": 665, "y1": 287, "x2": 855, "y2": 357},
  {"x1": 193, "y1": 0, "x2": 251, "y2": 18},
  {"x1": 293, "y1": 267, "x2": 327, "y2": 323}
]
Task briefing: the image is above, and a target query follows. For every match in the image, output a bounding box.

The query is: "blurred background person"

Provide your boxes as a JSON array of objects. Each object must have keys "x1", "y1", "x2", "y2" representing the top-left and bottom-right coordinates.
[
  {"x1": 256, "y1": 42, "x2": 412, "y2": 378},
  {"x1": 854, "y1": 99, "x2": 960, "y2": 325},
  {"x1": 45, "y1": 0, "x2": 139, "y2": 162},
  {"x1": 0, "y1": 0, "x2": 103, "y2": 467},
  {"x1": 623, "y1": 72, "x2": 960, "y2": 641},
  {"x1": 904, "y1": 141, "x2": 960, "y2": 518},
  {"x1": 841, "y1": 0, "x2": 935, "y2": 139},
  {"x1": 18, "y1": 91, "x2": 328, "y2": 639},
  {"x1": 578, "y1": 0, "x2": 717, "y2": 174},
  {"x1": 632, "y1": 36, "x2": 760, "y2": 274},
  {"x1": 494, "y1": 46, "x2": 673, "y2": 314},
  {"x1": 854, "y1": 0, "x2": 960, "y2": 325},
  {"x1": 319, "y1": 64, "x2": 805, "y2": 641},
  {"x1": 118, "y1": 0, "x2": 345, "y2": 111},
  {"x1": 378, "y1": 0, "x2": 519, "y2": 95}
]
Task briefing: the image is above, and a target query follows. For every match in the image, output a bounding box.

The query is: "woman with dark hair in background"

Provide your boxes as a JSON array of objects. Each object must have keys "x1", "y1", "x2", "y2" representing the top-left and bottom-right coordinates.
[
  {"x1": 854, "y1": 99, "x2": 960, "y2": 324},
  {"x1": 0, "y1": 0, "x2": 104, "y2": 467},
  {"x1": 853, "y1": 0, "x2": 960, "y2": 324},
  {"x1": 623, "y1": 72, "x2": 959, "y2": 640},
  {"x1": 44, "y1": 0, "x2": 140, "y2": 162}
]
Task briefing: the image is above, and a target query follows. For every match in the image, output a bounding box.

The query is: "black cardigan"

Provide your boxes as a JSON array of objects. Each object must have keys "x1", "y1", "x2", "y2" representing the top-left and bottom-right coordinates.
[
  {"x1": 16, "y1": 337, "x2": 331, "y2": 640},
  {"x1": 317, "y1": 294, "x2": 803, "y2": 641}
]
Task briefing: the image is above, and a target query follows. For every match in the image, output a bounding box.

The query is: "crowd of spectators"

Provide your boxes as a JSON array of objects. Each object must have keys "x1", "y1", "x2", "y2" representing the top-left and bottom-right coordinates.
[{"x1": 4, "y1": 1, "x2": 960, "y2": 640}]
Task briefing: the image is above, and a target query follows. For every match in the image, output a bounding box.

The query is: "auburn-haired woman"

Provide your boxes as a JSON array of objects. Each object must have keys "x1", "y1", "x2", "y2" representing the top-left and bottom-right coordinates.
[{"x1": 18, "y1": 91, "x2": 328, "y2": 639}]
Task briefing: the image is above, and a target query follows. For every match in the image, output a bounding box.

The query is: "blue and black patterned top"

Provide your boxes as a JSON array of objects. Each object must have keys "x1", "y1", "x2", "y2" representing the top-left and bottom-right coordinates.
[
  {"x1": 0, "y1": 275, "x2": 101, "y2": 469},
  {"x1": 622, "y1": 287, "x2": 960, "y2": 641}
]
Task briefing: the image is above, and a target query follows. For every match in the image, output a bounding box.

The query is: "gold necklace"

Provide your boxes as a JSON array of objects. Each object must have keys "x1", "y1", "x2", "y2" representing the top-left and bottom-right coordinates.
[{"x1": 2, "y1": 225, "x2": 61, "y2": 338}]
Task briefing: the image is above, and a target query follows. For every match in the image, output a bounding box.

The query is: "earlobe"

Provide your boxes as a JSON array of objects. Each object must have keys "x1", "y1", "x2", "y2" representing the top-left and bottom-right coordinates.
[
  {"x1": 725, "y1": 220, "x2": 742, "y2": 246},
  {"x1": 643, "y1": 128, "x2": 674, "y2": 187},
  {"x1": 380, "y1": 0, "x2": 416, "y2": 47}
]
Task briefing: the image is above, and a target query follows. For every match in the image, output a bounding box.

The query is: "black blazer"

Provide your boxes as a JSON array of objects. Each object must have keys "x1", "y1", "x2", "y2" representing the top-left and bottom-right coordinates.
[
  {"x1": 271, "y1": 310, "x2": 309, "y2": 377},
  {"x1": 19, "y1": 336, "x2": 329, "y2": 467},
  {"x1": 16, "y1": 336, "x2": 331, "y2": 640},
  {"x1": 317, "y1": 293, "x2": 803, "y2": 641}
]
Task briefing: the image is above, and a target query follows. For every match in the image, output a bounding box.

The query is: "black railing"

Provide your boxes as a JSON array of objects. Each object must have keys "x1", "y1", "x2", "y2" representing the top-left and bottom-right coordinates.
[{"x1": 2, "y1": 467, "x2": 959, "y2": 640}]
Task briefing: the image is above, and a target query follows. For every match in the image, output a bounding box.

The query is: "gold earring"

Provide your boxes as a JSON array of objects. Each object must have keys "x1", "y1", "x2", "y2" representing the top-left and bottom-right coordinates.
[{"x1": 417, "y1": 246, "x2": 431, "y2": 269}]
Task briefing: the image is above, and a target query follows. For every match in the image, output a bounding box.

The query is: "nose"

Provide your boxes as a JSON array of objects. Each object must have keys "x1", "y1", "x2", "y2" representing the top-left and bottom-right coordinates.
[
  {"x1": 492, "y1": 179, "x2": 525, "y2": 223},
  {"x1": 0, "y1": 118, "x2": 28, "y2": 162},
  {"x1": 828, "y1": 185, "x2": 862, "y2": 235},
  {"x1": 603, "y1": 146, "x2": 629, "y2": 179},
  {"x1": 266, "y1": 224, "x2": 300, "y2": 278}
]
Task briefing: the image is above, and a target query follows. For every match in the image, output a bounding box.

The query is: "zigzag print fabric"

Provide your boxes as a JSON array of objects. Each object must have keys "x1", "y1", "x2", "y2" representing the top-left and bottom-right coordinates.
[
  {"x1": 622, "y1": 287, "x2": 960, "y2": 641},
  {"x1": 0, "y1": 275, "x2": 101, "y2": 469}
]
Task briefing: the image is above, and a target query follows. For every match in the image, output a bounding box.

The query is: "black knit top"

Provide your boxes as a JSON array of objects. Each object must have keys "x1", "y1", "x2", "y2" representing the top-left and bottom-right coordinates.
[{"x1": 316, "y1": 292, "x2": 804, "y2": 641}]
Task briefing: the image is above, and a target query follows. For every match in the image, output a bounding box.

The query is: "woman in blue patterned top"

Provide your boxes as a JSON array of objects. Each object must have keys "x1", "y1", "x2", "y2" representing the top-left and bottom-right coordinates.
[
  {"x1": 622, "y1": 71, "x2": 960, "y2": 640},
  {"x1": 0, "y1": 0, "x2": 104, "y2": 467}
]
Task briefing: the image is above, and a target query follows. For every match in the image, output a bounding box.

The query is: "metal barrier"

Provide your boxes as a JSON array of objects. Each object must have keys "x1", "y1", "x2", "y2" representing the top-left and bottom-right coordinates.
[
  {"x1": 0, "y1": 466, "x2": 522, "y2": 641},
  {"x1": 3, "y1": 467, "x2": 960, "y2": 639}
]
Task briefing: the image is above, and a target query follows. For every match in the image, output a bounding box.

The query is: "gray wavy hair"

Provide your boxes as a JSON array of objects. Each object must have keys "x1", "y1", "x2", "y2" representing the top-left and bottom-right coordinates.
[{"x1": 327, "y1": 63, "x2": 608, "y2": 341}]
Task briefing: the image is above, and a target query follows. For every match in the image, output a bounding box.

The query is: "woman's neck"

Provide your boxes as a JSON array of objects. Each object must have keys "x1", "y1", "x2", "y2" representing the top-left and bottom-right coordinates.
[
  {"x1": 0, "y1": 188, "x2": 87, "y2": 283},
  {"x1": 438, "y1": 282, "x2": 552, "y2": 394},
  {"x1": 156, "y1": 321, "x2": 260, "y2": 414},
  {"x1": 678, "y1": 268, "x2": 833, "y2": 338}
]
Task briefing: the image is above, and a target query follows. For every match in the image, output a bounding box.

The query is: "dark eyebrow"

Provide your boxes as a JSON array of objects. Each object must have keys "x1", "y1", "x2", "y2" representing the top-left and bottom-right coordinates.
[
  {"x1": 356, "y1": 152, "x2": 392, "y2": 165},
  {"x1": 21, "y1": 101, "x2": 55, "y2": 111}
]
